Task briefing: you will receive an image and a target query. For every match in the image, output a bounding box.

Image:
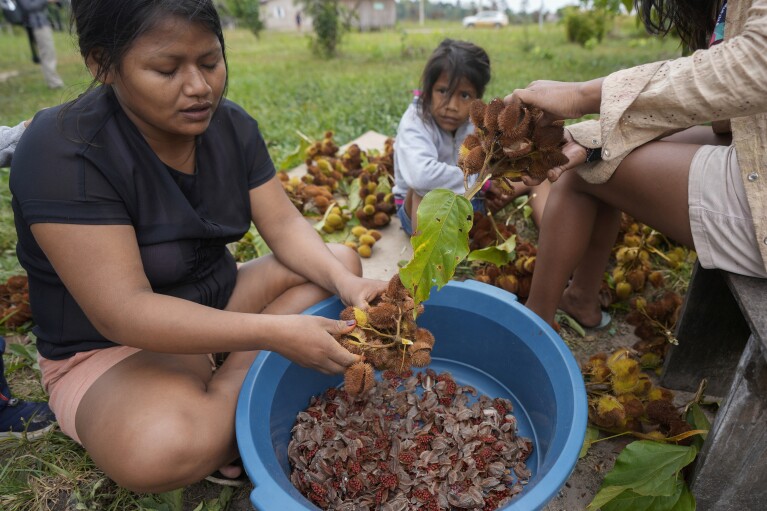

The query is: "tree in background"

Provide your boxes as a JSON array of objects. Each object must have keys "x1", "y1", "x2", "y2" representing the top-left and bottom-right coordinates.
[
  {"x1": 223, "y1": 0, "x2": 264, "y2": 37},
  {"x1": 297, "y1": 0, "x2": 347, "y2": 58},
  {"x1": 563, "y1": 0, "x2": 632, "y2": 47}
]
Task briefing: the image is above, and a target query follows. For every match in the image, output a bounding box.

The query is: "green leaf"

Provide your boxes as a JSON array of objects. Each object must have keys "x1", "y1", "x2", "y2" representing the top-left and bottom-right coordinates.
[
  {"x1": 139, "y1": 488, "x2": 184, "y2": 511},
  {"x1": 276, "y1": 135, "x2": 311, "y2": 171},
  {"x1": 191, "y1": 487, "x2": 234, "y2": 511},
  {"x1": 588, "y1": 441, "x2": 697, "y2": 509},
  {"x1": 685, "y1": 403, "x2": 710, "y2": 451},
  {"x1": 603, "y1": 441, "x2": 697, "y2": 495},
  {"x1": 580, "y1": 426, "x2": 601, "y2": 458},
  {"x1": 467, "y1": 235, "x2": 516, "y2": 266},
  {"x1": 601, "y1": 477, "x2": 695, "y2": 511},
  {"x1": 399, "y1": 189, "x2": 473, "y2": 307},
  {"x1": 347, "y1": 178, "x2": 362, "y2": 212}
]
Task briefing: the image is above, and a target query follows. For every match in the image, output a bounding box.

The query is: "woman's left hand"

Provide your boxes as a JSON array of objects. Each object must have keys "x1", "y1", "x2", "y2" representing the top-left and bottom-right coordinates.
[
  {"x1": 520, "y1": 129, "x2": 588, "y2": 186},
  {"x1": 335, "y1": 275, "x2": 388, "y2": 308}
]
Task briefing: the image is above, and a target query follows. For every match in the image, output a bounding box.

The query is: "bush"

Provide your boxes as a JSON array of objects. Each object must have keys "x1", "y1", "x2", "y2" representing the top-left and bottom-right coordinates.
[
  {"x1": 298, "y1": 0, "x2": 346, "y2": 58},
  {"x1": 562, "y1": 6, "x2": 607, "y2": 46}
]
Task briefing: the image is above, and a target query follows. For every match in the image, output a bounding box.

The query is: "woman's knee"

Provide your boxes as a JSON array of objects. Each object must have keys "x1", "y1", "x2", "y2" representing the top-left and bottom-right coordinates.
[
  {"x1": 91, "y1": 410, "x2": 228, "y2": 492},
  {"x1": 328, "y1": 243, "x2": 362, "y2": 276}
]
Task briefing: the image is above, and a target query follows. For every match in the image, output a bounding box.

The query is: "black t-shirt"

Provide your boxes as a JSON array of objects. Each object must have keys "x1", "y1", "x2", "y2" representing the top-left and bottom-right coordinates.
[{"x1": 10, "y1": 87, "x2": 275, "y2": 359}]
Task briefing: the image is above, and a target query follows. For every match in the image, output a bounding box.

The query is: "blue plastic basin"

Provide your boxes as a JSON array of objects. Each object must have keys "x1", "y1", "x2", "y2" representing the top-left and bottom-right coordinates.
[{"x1": 236, "y1": 280, "x2": 587, "y2": 510}]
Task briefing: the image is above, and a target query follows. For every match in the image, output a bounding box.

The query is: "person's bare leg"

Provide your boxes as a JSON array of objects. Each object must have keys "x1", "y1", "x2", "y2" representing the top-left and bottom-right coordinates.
[
  {"x1": 556, "y1": 202, "x2": 620, "y2": 326},
  {"x1": 526, "y1": 141, "x2": 700, "y2": 327},
  {"x1": 75, "y1": 244, "x2": 360, "y2": 492},
  {"x1": 528, "y1": 179, "x2": 552, "y2": 228}
]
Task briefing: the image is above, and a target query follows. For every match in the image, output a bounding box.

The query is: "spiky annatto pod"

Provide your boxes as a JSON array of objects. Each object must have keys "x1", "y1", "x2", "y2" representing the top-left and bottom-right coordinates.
[
  {"x1": 411, "y1": 340, "x2": 433, "y2": 352},
  {"x1": 463, "y1": 133, "x2": 481, "y2": 150},
  {"x1": 339, "y1": 337, "x2": 364, "y2": 355},
  {"x1": 410, "y1": 349, "x2": 431, "y2": 368},
  {"x1": 365, "y1": 347, "x2": 389, "y2": 370},
  {"x1": 340, "y1": 306, "x2": 369, "y2": 327},
  {"x1": 532, "y1": 124, "x2": 565, "y2": 150},
  {"x1": 458, "y1": 144, "x2": 471, "y2": 167},
  {"x1": 541, "y1": 149, "x2": 569, "y2": 169},
  {"x1": 462, "y1": 145, "x2": 486, "y2": 176},
  {"x1": 344, "y1": 361, "x2": 375, "y2": 397},
  {"x1": 469, "y1": 100, "x2": 487, "y2": 131},
  {"x1": 415, "y1": 328, "x2": 435, "y2": 348},
  {"x1": 368, "y1": 303, "x2": 399, "y2": 330},
  {"x1": 501, "y1": 137, "x2": 533, "y2": 160},
  {"x1": 499, "y1": 97, "x2": 522, "y2": 133},
  {"x1": 505, "y1": 107, "x2": 535, "y2": 140},
  {"x1": 528, "y1": 155, "x2": 552, "y2": 180},
  {"x1": 645, "y1": 399, "x2": 681, "y2": 427},
  {"x1": 381, "y1": 347, "x2": 405, "y2": 372},
  {"x1": 386, "y1": 274, "x2": 409, "y2": 303},
  {"x1": 484, "y1": 98, "x2": 505, "y2": 134}
]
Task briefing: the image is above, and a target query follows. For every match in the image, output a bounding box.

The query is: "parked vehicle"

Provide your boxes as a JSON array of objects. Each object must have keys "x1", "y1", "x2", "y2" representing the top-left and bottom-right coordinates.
[{"x1": 462, "y1": 11, "x2": 509, "y2": 29}]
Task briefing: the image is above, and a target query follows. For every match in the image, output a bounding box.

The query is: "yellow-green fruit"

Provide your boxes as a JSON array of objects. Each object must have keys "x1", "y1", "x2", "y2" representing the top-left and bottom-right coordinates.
[
  {"x1": 351, "y1": 226, "x2": 368, "y2": 237},
  {"x1": 363, "y1": 163, "x2": 378, "y2": 174},
  {"x1": 367, "y1": 182, "x2": 377, "y2": 193},
  {"x1": 358, "y1": 244, "x2": 372, "y2": 258},
  {"x1": 343, "y1": 241, "x2": 358, "y2": 250},
  {"x1": 367, "y1": 229, "x2": 382, "y2": 241},
  {"x1": 514, "y1": 256, "x2": 527, "y2": 274},
  {"x1": 326, "y1": 213, "x2": 344, "y2": 229},
  {"x1": 359, "y1": 234, "x2": 376, "y2": 246},
  {"x1": 330, "y1": 206, "x2": 342, "y2": 216},
  {"x1": 616, "y1": 281, "x2": 633, "y2": 300},
  {"x1": 363, "y1": 204, "x2": 376, "y2": 216},
  {"x1": 522, "y1": 256, "x2": 536, "y2": 274},
  {"x1": 322, "y1": 223, "x2": 335, "y2": 233},
  {"x1": 623, "y1": 233, "x2": 642, "y2": 247},
  {"x1": 612, "y1": 267, "x2": 626, "y2": 283},
  {"x1": 364, "y1": 194, "x2": 377, "y2": 206}
]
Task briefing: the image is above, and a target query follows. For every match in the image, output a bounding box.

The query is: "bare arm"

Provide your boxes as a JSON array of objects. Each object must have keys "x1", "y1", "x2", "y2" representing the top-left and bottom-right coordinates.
[
  {"x1": 251, "y1": 176, "x2": 386, "y2": 306},
  {"x1": 30, "y1": 220, "x2": 363, "y2": 373}
]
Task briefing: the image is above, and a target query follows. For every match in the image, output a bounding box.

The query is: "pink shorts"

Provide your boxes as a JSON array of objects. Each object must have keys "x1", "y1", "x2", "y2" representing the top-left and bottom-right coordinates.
[
  {"x1": 39, "y1": 345, "x2": 141, "y2": 445},
  {"x1": 39, "y1": 347, "x2": 218, "y2": 445},
  {"x1": 688, "y1": 145, "x2": 767, "y2": 278}
]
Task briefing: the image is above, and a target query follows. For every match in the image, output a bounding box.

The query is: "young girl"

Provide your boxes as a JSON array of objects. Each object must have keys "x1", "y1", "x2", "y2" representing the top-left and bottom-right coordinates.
[
  {"x1": 393, "y1": 38, "x2": 551, "y2": 235},
  {"x1": 10, "y1": 0, "x2": 385, "y2": 492}
]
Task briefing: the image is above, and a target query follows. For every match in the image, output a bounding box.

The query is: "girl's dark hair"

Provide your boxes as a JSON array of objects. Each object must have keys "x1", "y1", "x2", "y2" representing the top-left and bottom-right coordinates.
[
  {"x1": 70, "y1": 0, "x2": 227, "y2": 90},
  {"x1": 636, "y1": 0, "x2": 723, "y2": 51},
  {"x1": 418, "y1": 39, "x2": 491, "y2": 119}
]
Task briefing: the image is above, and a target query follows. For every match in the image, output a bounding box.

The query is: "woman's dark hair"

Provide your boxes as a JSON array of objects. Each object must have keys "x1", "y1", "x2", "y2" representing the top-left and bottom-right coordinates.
[
  {"x1": 418, "y1": 39, "x2": 491, "y2": 119},
  {"x1": 636, "y1": 0, "x2": 723, "y2": 51},
  {"x1": 70, "y1": 0, "x2": 227, "y2": 90}
]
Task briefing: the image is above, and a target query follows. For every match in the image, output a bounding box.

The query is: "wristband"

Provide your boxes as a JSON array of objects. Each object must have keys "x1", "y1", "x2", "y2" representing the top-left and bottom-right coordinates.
[{"x1": 585, "y1": 147, "x2": 602, "y2": 163}]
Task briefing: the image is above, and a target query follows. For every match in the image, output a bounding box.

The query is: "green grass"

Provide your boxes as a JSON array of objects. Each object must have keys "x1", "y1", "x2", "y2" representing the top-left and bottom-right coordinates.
[{"x1": 0, "y1": 18, "x2": 682, "y2": 510}]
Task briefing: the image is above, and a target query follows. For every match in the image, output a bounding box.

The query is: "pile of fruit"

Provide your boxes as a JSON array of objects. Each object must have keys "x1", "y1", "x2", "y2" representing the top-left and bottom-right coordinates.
[{"x1": 275, "y1": 131, "x2": 397, "y2": 259}]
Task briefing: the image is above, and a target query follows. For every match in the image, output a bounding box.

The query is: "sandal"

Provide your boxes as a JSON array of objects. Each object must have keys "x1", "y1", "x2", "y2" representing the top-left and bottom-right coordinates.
[{"x1": 205, "y1": 459, "x2": 247, "y2": 487}]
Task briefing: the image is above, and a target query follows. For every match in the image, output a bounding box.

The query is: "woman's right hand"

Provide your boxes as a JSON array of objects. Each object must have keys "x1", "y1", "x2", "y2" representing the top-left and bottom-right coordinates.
[
  {"x1": 271, "y1": 315, "x2": 360, "y2": 375},
  {"x1": 504, "y1": 78, "x2": 604, "y2": 124}
]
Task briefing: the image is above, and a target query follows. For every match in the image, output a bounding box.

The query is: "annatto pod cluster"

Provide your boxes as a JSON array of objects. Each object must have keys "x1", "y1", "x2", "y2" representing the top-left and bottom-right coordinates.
[
  {"x1": 277, "y1": 131, "x2": 397, "y2": 244},
  {"x1": 0, "y1": 275, "x2": 32, "y2": 329},
  {"x1": 458, "y1": 97, "x2": 569, "y2": 185},
  {"x1": 583, "y1": 348, "x2": 692, "y2": 441},
  {"x1": 337, "y1": 274, "x2": 435, "y2": 397}
]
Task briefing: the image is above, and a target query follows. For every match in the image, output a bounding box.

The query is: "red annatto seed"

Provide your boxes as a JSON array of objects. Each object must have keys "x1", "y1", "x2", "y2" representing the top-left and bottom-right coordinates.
[
  {"x1": 412, "y1": 488, "x2": 433, "y2": 501},
  {"x1": 380, "y1": 473, "x2": 398, "y2": 489}
]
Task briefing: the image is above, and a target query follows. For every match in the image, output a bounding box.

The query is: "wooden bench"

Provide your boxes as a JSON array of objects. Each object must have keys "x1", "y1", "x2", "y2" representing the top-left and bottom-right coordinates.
[{"x1": 660, "y1": 262, "x2": 767, "y2": 510}]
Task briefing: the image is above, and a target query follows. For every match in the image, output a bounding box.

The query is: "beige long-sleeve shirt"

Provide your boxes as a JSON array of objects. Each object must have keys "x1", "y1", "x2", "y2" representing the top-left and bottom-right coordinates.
[{"x1": 567, "y1": 0, "x2": 767, "y2": 272}]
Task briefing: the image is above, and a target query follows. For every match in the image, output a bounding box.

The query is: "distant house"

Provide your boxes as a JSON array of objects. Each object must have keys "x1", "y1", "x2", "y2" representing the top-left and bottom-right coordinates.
[{"x1": 260, "y1": 0, "x2": 395, "y2": 32}]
